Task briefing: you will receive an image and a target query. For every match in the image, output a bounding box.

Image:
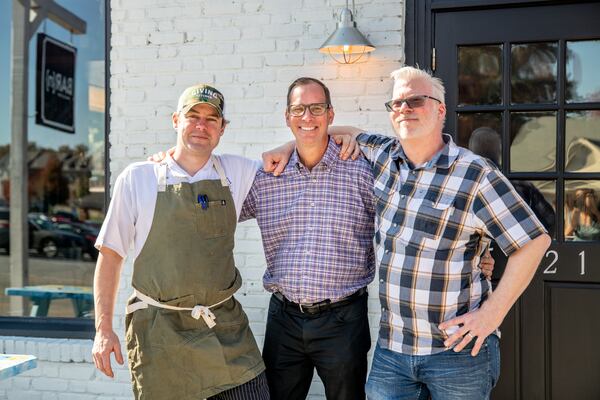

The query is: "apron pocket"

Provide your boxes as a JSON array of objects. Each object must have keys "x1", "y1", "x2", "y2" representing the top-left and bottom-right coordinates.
[
  {"x1": 128, "y1": 310, "x2": 233, "y2": 398},
  {"x1": 195, "y1": 201, "x2": 229, "y2": 239}
]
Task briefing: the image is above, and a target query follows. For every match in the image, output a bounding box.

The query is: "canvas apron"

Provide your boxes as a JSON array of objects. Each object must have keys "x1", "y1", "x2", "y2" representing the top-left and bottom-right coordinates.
[{"x1": 124, "y1": 157, "x2": 264, "y2": 400}]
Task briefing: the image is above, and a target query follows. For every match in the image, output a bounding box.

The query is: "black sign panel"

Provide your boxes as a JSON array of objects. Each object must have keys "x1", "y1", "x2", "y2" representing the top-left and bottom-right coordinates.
[{"x1": 36, "y1": 33, "x2": 76, "y2": 133}]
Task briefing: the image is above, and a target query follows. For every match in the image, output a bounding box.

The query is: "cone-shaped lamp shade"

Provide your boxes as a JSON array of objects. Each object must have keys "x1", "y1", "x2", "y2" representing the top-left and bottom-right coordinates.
[{"x1": 319, "y1": 8, "x2": 375, "y2": 63}]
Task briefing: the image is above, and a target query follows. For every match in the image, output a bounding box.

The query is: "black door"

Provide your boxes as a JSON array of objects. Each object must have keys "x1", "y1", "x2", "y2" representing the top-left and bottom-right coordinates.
[{"x1": 431, "y1": 2, "x2": 600, "y2": 399}]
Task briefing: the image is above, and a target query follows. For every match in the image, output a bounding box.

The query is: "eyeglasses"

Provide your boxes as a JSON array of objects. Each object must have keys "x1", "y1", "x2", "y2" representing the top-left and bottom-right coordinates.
[
  {"x1": 287, "y1": 103, "x2": 330, "y2": 117},
  {"x1": 384, "y1": 95, "x2": 441, "y2": 112}
]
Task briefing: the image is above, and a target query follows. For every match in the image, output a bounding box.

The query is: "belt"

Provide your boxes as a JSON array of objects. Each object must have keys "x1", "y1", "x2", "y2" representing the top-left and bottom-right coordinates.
[{"x1": 273, "y1": 287, "x2": 367, "y2": 315}]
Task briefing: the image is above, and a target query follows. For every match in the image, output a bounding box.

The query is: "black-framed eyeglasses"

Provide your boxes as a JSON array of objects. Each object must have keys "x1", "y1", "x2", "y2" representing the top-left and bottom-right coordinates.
[
  {"x1": 287, "y1": 103, "x2": 330, "y2": 117},
  {"x1": 384, "y1": 95, "x2": 441, "y2": 112}
]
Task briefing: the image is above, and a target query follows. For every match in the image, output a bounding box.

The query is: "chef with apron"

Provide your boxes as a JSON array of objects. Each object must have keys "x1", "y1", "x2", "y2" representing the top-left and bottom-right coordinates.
[{"x1": 92, "y1": 84, "x2": 268, "y2": 399}]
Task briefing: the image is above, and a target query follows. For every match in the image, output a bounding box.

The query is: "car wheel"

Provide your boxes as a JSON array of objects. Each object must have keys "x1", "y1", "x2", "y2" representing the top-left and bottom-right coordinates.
[{"x1": 40, "y1": 239, "x2": 58, "y2": 258}]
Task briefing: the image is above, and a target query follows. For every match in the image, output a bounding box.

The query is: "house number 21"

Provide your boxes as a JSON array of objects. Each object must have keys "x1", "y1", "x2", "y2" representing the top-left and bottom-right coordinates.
[{"x1": 542, "y1": 250, "x2": 585, "y2": 275}]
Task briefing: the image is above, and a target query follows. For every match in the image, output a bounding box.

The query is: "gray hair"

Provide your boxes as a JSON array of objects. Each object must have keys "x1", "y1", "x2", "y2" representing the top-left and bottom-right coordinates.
[{"x1": 390, "y1": 66, "x2": 445, "y2": 103}]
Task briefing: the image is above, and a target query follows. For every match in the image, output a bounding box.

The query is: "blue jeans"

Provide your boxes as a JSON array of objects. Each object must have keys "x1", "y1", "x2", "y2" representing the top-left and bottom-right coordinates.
[{"x1": 366, "y1": 335, "x2": 500, "y2": 400}]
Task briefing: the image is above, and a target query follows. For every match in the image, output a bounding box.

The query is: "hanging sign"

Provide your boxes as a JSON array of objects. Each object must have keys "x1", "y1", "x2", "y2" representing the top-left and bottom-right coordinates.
[{"x1": 36, "y1": 33, "x2": 77, "y2": 133}]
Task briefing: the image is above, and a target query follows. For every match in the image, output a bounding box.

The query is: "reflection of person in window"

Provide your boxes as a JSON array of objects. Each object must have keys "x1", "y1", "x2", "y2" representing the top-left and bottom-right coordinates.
[
  {"x1": 564, "y1": 189, "x2": 600, "y2": 241},
  {"x1": 468, "y1": 127, "x2": 556, "y2": 237}
]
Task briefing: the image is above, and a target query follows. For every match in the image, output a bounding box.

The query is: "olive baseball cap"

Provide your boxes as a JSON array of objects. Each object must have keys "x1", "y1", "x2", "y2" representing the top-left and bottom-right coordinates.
[{"x1": 177, "y1": 84, "x2": 225, "y2": 117}]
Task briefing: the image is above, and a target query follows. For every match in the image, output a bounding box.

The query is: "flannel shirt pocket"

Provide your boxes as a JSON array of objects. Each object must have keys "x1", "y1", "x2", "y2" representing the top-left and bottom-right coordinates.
[{"x1": 416, "y1": 198, "x2": 457, "y2": 250}]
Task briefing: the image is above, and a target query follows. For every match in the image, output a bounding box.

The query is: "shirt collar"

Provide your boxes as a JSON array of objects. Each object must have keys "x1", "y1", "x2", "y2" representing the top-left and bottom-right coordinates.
[
  {"x1": 288, "y1": 137, "x2": 338, "y2": 173},
  {"x1": 392, "y1": 133, "x2": 460, "y2": 170},
  {"x1": 165, "y1": 153, "x2": 214, "y2": 179}
]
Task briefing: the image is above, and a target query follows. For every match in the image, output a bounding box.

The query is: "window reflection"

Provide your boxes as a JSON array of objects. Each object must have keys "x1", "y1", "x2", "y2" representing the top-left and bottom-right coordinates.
[
  {"x1": 457, "y1": 113, "x2": 503, "y2": 167},
  {"x1": 0, "y1": 0, "x2": 104, "y2": 319},
  {"x1": 510, "y1": 180, "x2": 556, "y2": 238},
  {"x1": 566, "y1": 40, "x2": 600, "y2": 103},
  {"x1": 511, "y1": 42, "x2": 558, "y2": 104},
  {"x1": 510, "y1": 112, "x2": 556, "y2": 172},
  {"x1": 465, "y1": 127, "x2": 557, "y2": 238},
  {"x1": 565, "y1": 181, "x2": 600, "y2": 242},
  {"x1": 565, "y1": 110, "x2": 600, "y2": 173},
  {"x1": 458, "y1": 45, "x2": 503, "y2": 106}
]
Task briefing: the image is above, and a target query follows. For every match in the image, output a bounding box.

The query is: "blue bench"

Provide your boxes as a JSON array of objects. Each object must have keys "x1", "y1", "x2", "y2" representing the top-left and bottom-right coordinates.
[{"x1": 5, "y1": 285, "x2": 93, "y2": 317}]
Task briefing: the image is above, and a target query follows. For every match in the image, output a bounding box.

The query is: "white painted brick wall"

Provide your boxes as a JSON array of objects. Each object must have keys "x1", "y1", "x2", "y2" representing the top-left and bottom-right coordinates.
[{"x1": 1, "y1": 0, "x2": 404, "y2": 398}]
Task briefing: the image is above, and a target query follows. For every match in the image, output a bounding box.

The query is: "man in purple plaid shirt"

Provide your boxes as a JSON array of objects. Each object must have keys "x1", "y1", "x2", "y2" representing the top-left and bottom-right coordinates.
[{"x1": 240, "y1": 77, "x2": 376, "y2": 400}]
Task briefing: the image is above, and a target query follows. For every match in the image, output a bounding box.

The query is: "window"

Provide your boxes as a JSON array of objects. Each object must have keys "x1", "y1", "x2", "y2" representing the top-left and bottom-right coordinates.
[{"x1": 0, "y1": 0, "x2": 107, "y2": 337}]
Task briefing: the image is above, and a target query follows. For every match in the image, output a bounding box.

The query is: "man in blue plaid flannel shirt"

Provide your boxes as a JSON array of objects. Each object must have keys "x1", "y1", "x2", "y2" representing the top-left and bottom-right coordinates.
[
  {"x1": 266, "y1": 67, "x2": 550, "y2": 399},
  {"x1": 354, "y1": 67, "x2": 550, "y2": 399}
]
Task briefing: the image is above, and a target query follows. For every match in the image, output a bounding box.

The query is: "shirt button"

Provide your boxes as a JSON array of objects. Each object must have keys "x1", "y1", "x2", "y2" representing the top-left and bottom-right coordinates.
[
  {"x1": 411, "y1": 171, "x2": 416, "y2": 175},
  {"x1": 385, "y1": 249, "x2": 389, "y2": 254},
  {"x1": 311, "y1": 202, "x2": 315, "y2": 207},
  {"x1": 401, "y1": 195, "x2": 406, "y2": 199},
  {"x1": 305, "y1": 250, "x2": 310, "y2": 255},
  {"x1": 379, "y1": 279, "x2": 384, "y2": 283},
  {"x1": 312, "y1": 177, "x2": 317, "y2": 182}
]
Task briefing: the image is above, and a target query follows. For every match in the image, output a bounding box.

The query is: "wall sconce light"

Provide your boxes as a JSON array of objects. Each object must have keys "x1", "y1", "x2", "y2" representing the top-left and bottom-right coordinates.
[{"x1": 319, "y1": 1, "x2": 375, "y2": 64}]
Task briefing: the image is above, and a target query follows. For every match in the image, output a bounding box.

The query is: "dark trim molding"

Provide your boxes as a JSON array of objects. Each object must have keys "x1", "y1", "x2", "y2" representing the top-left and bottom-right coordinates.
[
  {"x1": 404, "y1": 0, "x2": 598, "y2": 71},
  {"x1": 430, "y1": 0, "x2": 596, "y2": 11},
  {"x1": 0, "y1": 317, "x2": 95, "y2": 339},
  {"x1": 104, "y1": 0, "x2": 111, "y2": 211}
]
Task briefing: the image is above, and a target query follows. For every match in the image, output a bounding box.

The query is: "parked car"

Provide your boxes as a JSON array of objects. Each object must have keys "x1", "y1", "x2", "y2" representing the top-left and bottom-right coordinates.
[
  {"x1": 0, "y1": 212, "x2": 85, "y2": 258},
  {"x1": 29, "y1": 213, "x2": 86, "y2": 258},
  {"x1": 53, "y1": 222, "x2": 99, "y2": 260}
]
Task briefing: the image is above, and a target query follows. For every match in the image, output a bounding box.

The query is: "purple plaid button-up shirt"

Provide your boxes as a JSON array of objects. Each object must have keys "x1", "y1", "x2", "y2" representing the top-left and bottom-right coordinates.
[{"x1": 240, "y1": 138, "x2": 376, "y2": 304}]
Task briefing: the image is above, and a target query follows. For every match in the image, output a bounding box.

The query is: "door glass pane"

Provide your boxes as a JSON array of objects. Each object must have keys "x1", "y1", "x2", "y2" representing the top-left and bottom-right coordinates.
[
  {"x1": 458, "y1": 45, "x2": 502, "y2": 106},
  {"x1": 565, "y1": 180, "x2": 600, "y2": 242},
  {"x1": 510, "y1": 112, "x2": 556, "y2": 172},
  {"x1": 457, "y1": 112, "x2": 503, "y2": 167},
  {"x1": 566, "y1": 40, "x2": 600, "y2": 103},
  {"x1": 510, "y1": 180, "x2": 556, "y2": 238},
  {"x1": 0, "y1": 0, "x2": 105, "y2": 319},
  {"x1": 565, "y1": 111, "x2": 600, "y2": 173},
  {"x1": 511, "y1": 42, "x2": 558, "y2": 104}
]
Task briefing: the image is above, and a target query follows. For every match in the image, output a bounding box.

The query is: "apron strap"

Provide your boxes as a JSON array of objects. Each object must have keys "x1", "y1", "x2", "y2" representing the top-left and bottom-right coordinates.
[
  {"x1": 157, "y1": 162, "x2": 168, "y2": 192},
  {"x1": 126, "y1": 288, "x2": 232, "y2": 329},
  {"x1": 211, "y1": 155, "x2": 229, "y2": 187}
]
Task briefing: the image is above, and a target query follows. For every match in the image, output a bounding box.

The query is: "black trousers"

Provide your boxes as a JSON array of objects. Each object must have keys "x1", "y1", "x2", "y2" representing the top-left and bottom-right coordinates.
[{"x1": 262, "y1": 292, "x2": 371, "y2": 400}]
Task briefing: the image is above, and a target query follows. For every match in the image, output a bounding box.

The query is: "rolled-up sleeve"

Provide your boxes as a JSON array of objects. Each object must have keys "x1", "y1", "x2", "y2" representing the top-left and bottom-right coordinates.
[{"x1": 95, "y1": 169, "x2": 136, "y2": 259}]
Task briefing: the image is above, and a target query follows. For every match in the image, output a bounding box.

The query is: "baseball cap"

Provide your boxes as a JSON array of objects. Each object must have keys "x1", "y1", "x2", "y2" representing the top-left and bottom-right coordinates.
[{"x1": 177, "y1": 84, "x2": 225, "y2": 117}]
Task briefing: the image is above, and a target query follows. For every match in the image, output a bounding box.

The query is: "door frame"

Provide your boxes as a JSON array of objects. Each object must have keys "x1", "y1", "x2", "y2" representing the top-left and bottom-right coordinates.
[{"x1": 404, "y1": 0, "x2": 598, "y2": 69}]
